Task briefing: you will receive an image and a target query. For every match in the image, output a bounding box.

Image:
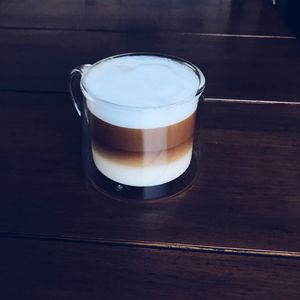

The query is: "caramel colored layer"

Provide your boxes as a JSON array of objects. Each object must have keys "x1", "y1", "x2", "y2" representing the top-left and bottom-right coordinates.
[
  {"x1": 88, "y1": 109, "x2": 196, "y2": 152},
  {"x1": 92, "y1": 138, "x2": 193, "y2": 167}
]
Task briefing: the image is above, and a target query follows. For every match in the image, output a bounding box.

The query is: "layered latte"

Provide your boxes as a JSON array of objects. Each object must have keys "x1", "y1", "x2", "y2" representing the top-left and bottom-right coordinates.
[{"x1": 82, "y1": 55, "x2": 200, "y2": 187}]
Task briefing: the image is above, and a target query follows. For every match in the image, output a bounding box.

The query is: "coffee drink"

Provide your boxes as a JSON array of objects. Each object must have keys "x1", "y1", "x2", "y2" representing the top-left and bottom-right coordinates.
[{"x1": 81, "y1": 55, "x2": 200, "y2": 187}]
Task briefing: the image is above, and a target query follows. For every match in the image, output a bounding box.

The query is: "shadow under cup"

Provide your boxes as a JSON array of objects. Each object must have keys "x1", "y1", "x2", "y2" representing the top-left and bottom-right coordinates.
[{"x1": 70, "y1": 53, "x2": 205, "y2": 200}]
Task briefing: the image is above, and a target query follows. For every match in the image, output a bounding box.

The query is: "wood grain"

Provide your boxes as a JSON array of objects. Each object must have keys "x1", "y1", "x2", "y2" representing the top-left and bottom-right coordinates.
[
  {"x1": 1, "y1": 0, "x2": 299, "y2": 297},
  {"x1": 0, "y1": 0, "x2": 292, "y2": 36},
  {"x1": 0, "y1": 30, "x2": 300, "y2": 101},
  {"x1": 1, "y1": 237, "x2": 300, "y2": 300},
  {"x1": 1, "y1": 91, "x2": 300, "y2": 253}
]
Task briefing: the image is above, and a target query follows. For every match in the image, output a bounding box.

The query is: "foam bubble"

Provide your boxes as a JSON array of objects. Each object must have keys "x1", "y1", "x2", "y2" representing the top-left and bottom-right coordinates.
[{"x1": 82, "y1": 54, "x2": 202, "y2": 128}]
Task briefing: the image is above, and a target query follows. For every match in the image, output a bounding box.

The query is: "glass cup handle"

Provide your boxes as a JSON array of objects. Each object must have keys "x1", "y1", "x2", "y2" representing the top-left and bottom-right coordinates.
[{"x1": 69, "y1": 64, "x2": 91, "y2": 116}]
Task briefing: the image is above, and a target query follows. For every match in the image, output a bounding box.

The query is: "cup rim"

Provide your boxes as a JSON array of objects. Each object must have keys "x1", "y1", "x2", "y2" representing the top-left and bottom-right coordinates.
[{"x1": 80, "y1": 52, "x2": 205, "y2": 111}]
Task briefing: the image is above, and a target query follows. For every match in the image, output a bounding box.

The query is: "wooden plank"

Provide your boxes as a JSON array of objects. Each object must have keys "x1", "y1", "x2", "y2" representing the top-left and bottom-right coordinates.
[
  {"x1": 1, "y1": 91, "x2": 300, "y2": 252},
  {"x1": 0, "y1": 0, "x2": 292, "y2": 36},
  {"x1": 1, "y1": 237, "x2": 300, "y2": 299},
  {"x1": 0, "y1": 30, "x2": 299, "y2": 101},
  {"x1": 275, "y1": 0, "x2": 300, "y2": 38}
]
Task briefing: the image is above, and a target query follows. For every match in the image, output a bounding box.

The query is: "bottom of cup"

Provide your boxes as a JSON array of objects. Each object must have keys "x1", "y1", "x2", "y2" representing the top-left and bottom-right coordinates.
[
  {"x1": 81, "y1": 114, "x2": 197, "y2": 201},
  {"x1": 86, "y1": 155, "x2": 197, "y2": 201}
]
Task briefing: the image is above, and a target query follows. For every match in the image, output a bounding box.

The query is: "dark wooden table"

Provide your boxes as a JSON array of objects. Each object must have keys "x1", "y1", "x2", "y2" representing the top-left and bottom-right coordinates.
[{"x1": 1, "y1": 1, "x2": 300, "y2": 299}]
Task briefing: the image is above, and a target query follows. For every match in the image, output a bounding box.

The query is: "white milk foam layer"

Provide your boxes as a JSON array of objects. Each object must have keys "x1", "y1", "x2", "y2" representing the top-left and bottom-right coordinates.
[
  {"x1": 92, "y1": 146, "x2": 193, "y2": 186},
  {"x1": 82, "y1": 55, "x2": 200, "y2": 128}
]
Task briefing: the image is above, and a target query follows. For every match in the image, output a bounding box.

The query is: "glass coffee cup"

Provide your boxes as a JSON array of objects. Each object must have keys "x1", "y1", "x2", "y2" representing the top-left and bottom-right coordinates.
[{"x1": 69, "y1": 53, "x2": 205, "y2": 200}]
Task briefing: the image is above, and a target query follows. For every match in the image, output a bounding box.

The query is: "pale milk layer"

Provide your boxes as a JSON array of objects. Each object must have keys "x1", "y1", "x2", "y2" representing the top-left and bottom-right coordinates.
[
  {"x1": 92, "y1": 147, "x2": 193, "y2": 186},
  {"x1": 82, "y1": 55, "x2": 200, "y2": 129}
]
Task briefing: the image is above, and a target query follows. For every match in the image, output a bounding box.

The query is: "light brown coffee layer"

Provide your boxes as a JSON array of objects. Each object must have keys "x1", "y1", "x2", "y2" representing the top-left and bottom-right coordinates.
[
  {"x1": 92, "y1": 138, "x2": 193, "y2": 167},
  {"x1": 88, "y1": 109, "x2": 196, "y2": 152}
]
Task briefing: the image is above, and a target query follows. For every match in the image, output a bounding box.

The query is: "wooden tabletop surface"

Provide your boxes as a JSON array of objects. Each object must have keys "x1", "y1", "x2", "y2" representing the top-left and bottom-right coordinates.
[{"x1": 1, "y1": 1, "x2": 300, "y2": 299}]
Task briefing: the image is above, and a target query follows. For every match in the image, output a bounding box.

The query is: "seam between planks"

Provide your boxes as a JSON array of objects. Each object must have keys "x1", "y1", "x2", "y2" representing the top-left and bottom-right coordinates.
[
  {"x1": 1, "y1": 90, "x2": 300, "y2": 105},
  {"x1": 1, "y1": 231, "x2": 300, "y2": 259},
  {"x1": 181, "y1": 32, "x2": 296, "y2": 39},
  {"x1": 0, "y1": 26, "x2": 295, "y2": 39},
  {"x1": 205, "y1": 98, "x2": 300, "y2": 105}
]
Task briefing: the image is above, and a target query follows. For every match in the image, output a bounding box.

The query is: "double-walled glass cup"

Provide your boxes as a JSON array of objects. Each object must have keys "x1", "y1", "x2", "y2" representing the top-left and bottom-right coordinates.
[{"x1": 69, "y1": 53, "x2": 205, "y2": 200}]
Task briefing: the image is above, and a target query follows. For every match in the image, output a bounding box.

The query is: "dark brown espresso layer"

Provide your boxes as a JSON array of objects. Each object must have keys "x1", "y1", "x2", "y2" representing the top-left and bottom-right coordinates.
[
  {"x1": 88, "y1": 109, "x2": 196, "y2": 167},
  {"x1": 92, "y1": 138, "x2": 193, "y2": 167}
]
